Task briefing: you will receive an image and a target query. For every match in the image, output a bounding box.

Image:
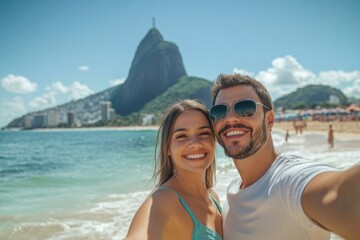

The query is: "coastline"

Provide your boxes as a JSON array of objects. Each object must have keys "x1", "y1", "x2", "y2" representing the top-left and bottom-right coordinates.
[{"x1": 2, "y1": 125, "x2": 160, "y2": 132}]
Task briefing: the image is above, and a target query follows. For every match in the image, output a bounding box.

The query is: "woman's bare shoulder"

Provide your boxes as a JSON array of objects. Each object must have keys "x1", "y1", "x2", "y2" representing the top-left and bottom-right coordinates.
[
  {"x1": 125, "y1": 187, "x2": 181, "y2": 239},
  {"x1": 135, "y1": 187, "x2": 180, "y2": 217}
]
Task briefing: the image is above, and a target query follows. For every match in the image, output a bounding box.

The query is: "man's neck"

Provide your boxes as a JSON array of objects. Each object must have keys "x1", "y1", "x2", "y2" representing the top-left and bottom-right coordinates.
[{"x1": 233, "y1": 139, "x2": 277, "y2": 189}]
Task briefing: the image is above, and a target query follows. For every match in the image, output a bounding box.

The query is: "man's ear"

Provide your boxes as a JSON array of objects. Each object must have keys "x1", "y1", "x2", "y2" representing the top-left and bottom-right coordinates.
[{"x1": 266, "y1": 110, "x2": 275, "y2": 128}]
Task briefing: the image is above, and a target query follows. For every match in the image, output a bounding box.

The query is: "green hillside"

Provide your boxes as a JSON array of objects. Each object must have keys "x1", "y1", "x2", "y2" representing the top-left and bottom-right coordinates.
[
  {"x1": 274, "y1": 84, "x2": 348, "y2": 109},
  {"x1": 141, "y1": 76, "x2": 212, "y2": 118},
  {"x1": 107, "y1": 76, "x2": 212, "y2": 126}
]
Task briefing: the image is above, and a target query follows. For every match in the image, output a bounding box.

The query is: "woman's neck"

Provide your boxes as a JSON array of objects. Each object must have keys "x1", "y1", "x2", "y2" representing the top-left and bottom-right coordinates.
[{"x1": 167, "y1": 172, "x2": 208, "y2": 198}]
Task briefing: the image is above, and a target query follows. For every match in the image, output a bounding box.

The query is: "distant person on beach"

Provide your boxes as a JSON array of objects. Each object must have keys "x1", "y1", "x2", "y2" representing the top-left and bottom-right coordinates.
[
  {"x1": 298, "y1": 120, "x2": 305, "y2": 134},
  {"x1": 126, "y1": 100, "x2": 222, "y2": 239},
  {"x1": 292, "y1": 120, "x2": 299, "y2": 134},
  {"x1": 328, "y1": 124, "x2": 334, "y2": 148},
  {"x1": 210, "y1": 74, "x2": 360, "y2": 240},
  {"x1": 285, "y1": 129, "x2": 289, "y2": 143}
]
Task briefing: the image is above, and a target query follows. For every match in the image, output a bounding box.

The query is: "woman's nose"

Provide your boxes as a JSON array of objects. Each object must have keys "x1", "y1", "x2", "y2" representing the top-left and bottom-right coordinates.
[{"x1": 188, "y1": 136, "x2": 202, "y2": 149}]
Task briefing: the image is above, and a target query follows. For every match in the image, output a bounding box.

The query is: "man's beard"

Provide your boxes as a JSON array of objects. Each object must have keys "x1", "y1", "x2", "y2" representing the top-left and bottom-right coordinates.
[{"x1": 217, "y1": 118, "x2": 268, "y2": 160}]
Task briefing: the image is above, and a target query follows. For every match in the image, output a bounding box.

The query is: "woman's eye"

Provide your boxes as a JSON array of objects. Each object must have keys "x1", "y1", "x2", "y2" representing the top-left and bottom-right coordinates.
[
  {"x1": 199, "y1": 132, "x2": 211, "y2": 137},
  {"x1": 175, "y1": 135, "x2": 187, "y2": 140}
]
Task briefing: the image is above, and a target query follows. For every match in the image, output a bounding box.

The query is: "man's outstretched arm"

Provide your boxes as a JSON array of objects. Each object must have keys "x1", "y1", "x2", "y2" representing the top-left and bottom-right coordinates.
[{"x1": 302, "y1": 164, "x2": 360, "y2": 240}]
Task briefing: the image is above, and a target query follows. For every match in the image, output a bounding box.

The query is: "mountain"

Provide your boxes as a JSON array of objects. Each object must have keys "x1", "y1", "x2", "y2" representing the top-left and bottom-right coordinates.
[
  {"x1": 111, "y1": 28, "x2": 187, "y2": 115},
  {"x1": 274, "y1": 84, "x2": 348, "y2": 109},
  {"x1": 3, "y1": 28, "x2": 210, "y2": 129}
]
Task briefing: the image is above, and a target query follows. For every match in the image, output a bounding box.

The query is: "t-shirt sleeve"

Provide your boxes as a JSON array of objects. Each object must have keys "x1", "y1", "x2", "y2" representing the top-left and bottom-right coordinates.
[{"x1": 278, "y1": 155, "x2": 337, "y2": 229}]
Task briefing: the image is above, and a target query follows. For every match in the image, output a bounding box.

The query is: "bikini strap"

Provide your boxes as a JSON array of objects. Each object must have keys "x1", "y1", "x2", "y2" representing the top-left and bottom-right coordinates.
[{"x1": 210, "y1": 195, "x2": 222, "y2": 213}]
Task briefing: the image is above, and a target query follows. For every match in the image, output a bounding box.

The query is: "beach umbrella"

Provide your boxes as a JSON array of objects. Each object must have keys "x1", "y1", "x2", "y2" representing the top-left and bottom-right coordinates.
[{"x1": 346, "y1": 104, "x2": 360, "y2": 112}]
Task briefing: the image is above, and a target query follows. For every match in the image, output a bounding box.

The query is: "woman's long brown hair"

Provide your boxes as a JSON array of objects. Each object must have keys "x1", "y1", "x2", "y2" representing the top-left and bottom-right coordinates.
[{"x1": 152, "y1": 99, "x2": 216, "y2": 189}]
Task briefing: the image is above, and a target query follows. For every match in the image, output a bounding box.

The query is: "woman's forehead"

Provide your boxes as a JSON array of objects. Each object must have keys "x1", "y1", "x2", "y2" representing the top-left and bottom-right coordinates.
[{"x1": 172, "y1": 110, "x2": 209, "y2": 131}]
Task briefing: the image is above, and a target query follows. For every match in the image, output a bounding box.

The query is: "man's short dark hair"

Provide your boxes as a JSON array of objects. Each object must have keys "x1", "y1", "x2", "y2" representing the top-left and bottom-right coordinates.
[{"x1": 211, "y1": 74, "x2": 273, "y2": 111}]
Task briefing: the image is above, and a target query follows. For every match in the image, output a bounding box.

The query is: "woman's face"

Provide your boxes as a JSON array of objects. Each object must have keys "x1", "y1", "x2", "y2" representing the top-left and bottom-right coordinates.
[{"x1": 168, "y1": 110, "x2": 215, "y2": 174}]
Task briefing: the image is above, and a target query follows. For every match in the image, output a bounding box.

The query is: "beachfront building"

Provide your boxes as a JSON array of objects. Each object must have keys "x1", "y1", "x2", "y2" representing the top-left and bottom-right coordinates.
[
  {"x1": 47, "y1": 110, "x2": 59, "y2": 127},
  {"x1": 57, "y1": 111, "x2": 68, "y2": 126},
  {"x1": 24, "y1": 115, "x2": 33, "y2": 128},
  {"x1": 141, "y1": 114, "x2": 155, "y2": 126},
  {"x1": 33, "y1": 114, "x2": 47, "y2": 128},
  {"x1": 109, "y1": 108, "x2": 116, "y2": 120},
  {"x1": 101, "y1": 101, "x2": 115, "y2": 122},
  {"x1": 67, "y1": 111, "x2": 76, "y2": 127}
]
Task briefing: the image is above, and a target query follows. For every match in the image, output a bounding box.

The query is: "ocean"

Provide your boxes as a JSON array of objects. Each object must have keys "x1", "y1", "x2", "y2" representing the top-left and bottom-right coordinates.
[{"x1": 0, "y1": 128, "x2": 358, "y2": 240}]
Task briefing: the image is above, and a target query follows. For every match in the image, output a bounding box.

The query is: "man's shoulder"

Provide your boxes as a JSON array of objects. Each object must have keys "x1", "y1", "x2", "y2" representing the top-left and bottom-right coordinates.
[
  {"x1": 274, "y1": 153, "x2": 326, "y2": 169},
  {"x1": 276, "y1": 153, "x2": 336, "y2": 168},
  {"x1": 273, "y1": 153, "x2": 337, "y2": 178},
  {"x1": 276, "y1": 153, "x2": 308, "y2": 163}
]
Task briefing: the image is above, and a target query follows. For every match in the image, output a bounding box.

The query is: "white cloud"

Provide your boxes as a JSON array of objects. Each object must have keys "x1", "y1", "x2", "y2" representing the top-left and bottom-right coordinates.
[
  {"x1": 1, "y1": 74, "x2": 37, "y2": 93},
  {"x1": 233, "y1": 68, "x2": 255, "y2": 77},
  {"x1": 234, "y1": 55, "x2": 360, "y2": 99},
  {"x1": 44, "y1": 81, "x2": 93, "y2": 101},
  {"x1": 0, "y1": 97, "x2": 27, "y2": 128},
  {"x1": 47, "y1": 81, "x2": 69, "y2": 93},
  {"x1": 29, "y1": 91, "x2": 57, "y2": 110},
  {"x1": 78, "y1": 65, "x2": 89, "y2": 72},
  {"x1": 343, "y1": 78, "x2": 360, "y2": 98},
  {"x1": 109, "y1": 78, "x2": 126, "y2": 86},
  {"x1": 256, "y1": 55, "x2": 317, "y2": 86},
  {"x1": 70, "y1": 81, "x2": 93, "y2": 100},
  {"x1": 318, "y1": 70, "x2": 360, "y2": 88}
]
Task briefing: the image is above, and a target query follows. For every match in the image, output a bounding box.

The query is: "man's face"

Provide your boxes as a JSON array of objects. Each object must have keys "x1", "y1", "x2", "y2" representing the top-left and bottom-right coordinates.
[{"x1": 212, "y1": 85, "x2": 270, "y2": 160}]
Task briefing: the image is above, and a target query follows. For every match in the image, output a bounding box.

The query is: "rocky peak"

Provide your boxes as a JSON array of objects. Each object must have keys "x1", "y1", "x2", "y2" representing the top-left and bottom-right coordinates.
[
  {"x1": 131, "y1": 28, "x2": 163, "y2": 67},
  {"x1": 111, "y1": 28, "x2": 187, "y2": 115}
]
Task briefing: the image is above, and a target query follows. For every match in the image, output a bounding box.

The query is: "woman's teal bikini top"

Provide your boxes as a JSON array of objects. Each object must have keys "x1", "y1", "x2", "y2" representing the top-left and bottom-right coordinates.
[{"x1": 159, "y1": 186, "x2": 223, "y2": 240}]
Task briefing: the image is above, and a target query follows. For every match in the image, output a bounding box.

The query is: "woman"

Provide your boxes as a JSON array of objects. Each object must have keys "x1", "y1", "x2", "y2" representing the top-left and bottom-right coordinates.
[{"x1": 126, "y1": 99, "x2": 223, "y2": 240}]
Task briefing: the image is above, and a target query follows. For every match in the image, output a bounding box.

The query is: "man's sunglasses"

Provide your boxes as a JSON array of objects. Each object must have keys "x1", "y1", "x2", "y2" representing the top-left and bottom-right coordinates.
[{"x1": 210, "y1": 99, "x2": 270, "y2": 121}]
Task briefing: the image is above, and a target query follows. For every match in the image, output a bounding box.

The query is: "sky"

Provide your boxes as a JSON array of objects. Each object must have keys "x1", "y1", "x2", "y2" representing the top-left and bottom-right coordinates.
[{"x1": 1, "y1": 0, "x2": 360, "y2": 128}]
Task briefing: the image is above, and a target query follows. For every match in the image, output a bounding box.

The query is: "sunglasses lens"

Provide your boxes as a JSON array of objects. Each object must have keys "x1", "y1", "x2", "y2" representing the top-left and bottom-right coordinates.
[
  {"x1": 210, "y1": 105, "x2": 227, "y2": 120},
  {"x1": 234, "y1": 100, "x2": 256, "y2": 117}
]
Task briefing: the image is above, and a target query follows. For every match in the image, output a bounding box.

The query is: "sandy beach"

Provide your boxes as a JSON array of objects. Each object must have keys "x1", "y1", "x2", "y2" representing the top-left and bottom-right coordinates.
[{"x1": 274, "y1": 120, "x2": 360, "y2": 141}]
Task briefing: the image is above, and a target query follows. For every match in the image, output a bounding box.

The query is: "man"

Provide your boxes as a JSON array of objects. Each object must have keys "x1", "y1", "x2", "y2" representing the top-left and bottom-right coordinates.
[
  {"x1": 328, "y1": 124, "x2": 334, "y2": 148},
  {"x1": 210, "y1": 74, "x2": 360, "y2": 240}
]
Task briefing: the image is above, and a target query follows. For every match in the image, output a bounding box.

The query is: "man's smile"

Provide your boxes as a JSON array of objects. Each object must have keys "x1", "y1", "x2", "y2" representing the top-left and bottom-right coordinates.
[
  {"x1": 219, "y1": 124, "x2": 252, "y2": 141},
  {"x1": 225, "y1": 129, "x2": 247, "y2": 137}
]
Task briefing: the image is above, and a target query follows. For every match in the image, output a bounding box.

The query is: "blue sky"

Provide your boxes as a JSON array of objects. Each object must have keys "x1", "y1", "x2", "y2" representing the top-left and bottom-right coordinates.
[{"x1": 1, "y1": 0, "x2": 360, "y2": 127}]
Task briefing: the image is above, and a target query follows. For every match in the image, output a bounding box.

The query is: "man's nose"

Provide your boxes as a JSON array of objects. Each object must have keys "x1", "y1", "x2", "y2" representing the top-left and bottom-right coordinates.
[{"x1": 225, "y1": 105, "x2": 239, "y2": 119}]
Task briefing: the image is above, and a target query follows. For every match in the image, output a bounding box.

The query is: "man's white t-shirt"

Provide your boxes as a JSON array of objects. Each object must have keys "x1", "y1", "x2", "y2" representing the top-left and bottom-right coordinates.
[{"x1": 222, "y1": 153, "x2": 337, "y2": 240}]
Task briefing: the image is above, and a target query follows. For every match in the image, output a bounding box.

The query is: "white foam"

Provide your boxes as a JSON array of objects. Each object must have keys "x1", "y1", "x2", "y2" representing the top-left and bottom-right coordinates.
[{"x1": 1, "y1": 190, "x2": 151, "y2": 240}]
